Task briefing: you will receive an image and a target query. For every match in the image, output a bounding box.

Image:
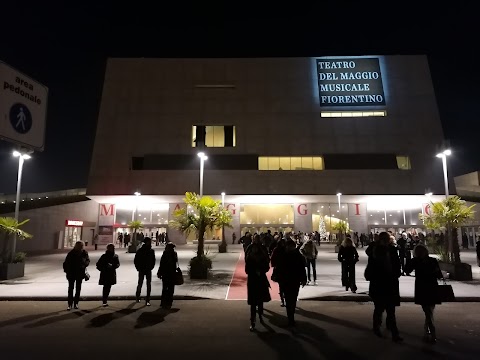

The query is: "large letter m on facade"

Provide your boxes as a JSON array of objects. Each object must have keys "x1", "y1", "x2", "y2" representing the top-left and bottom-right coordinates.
[{"x1": 100, "y1": 204, "x2": 115, "y2": 217}]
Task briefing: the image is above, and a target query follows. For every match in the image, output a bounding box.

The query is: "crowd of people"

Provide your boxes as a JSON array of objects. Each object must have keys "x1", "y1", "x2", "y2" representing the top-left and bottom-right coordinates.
[
  {"x1": 117, "y1": 231, "x2": 169, "y2": 248},
  {"x1": 62, "y1": 228, "x2": 480, "y2": 345},
  {"x1": 62, "y1": 238, "x2": 179, "y2": 310}
]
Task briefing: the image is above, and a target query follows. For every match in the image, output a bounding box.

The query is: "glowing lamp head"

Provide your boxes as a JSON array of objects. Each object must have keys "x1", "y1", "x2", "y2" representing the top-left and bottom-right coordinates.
[{"x1": 134, "y1": 192, "x2": 141, "y2": 196}]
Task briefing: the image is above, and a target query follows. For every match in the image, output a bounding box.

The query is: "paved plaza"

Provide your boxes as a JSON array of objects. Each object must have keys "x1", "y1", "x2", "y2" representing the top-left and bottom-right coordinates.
[{"x1": 1, "y1": 244, "x2": 480, "y2": 301}]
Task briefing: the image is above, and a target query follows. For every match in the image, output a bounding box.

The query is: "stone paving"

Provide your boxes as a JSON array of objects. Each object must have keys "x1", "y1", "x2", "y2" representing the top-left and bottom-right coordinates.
[{"x1": 1, "y1": 244, "x2": 480, "y2": 301}]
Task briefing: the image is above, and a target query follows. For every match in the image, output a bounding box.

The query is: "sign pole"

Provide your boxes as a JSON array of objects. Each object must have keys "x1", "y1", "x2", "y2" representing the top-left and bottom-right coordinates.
[{"x1": 12, "y1": 155, "x2": 25, "y2": 261}]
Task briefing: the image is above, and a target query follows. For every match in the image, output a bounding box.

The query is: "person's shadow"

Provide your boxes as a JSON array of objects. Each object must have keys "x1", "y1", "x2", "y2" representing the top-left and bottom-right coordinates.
[
  {"x1": 87, "y1": 302, "x2": 140, "y2": 328},
  {"x1": 0, "y1": 310, "x2": 64, "y2": 328},
  {"x1": 24, "y1": 309, "x2": 95, "y2": 328},
  {"x1": 134, "y1": 308, "x2": 179, "y2": 329},
  {"x1": 262, "y1": 308, "x2": 366, "y2": 360}
]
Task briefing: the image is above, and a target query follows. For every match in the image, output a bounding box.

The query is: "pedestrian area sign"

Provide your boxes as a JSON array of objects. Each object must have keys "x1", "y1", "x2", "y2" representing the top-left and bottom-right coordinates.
[{"x1": 0, "y1": 61, "x2": 48, "y2": 151}]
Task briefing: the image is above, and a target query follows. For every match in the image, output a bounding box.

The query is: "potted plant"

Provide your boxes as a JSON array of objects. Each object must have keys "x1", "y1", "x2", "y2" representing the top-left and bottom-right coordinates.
[
  {"x1": 0, "y1": 217, "x2": 32, "y2": 280},
  {"x1": 170, "y1": 192, "x2": 232, "y2": 279},
  {"x1": 127, "y1": 220, "x2": 143, "y2": 253},
  {"x1": 332, "y1": 220, "x2": 349, "y2": 253},
  {"x1": 420, "y1": 196, "x2": 475, "y2": 280}
]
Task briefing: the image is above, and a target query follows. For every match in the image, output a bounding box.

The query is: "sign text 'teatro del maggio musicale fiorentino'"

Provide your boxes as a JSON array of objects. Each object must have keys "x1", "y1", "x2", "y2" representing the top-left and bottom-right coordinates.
[{"x1": 316, "y1": 58, "x2": 385, "y2": 107}]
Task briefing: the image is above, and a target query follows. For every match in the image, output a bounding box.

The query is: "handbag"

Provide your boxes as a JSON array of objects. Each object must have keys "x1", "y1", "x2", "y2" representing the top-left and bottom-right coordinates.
[
  {"x1": 84, "y1": 271, "x2": 90, "y2": 281},
  {"x1": 174, "y1": 267, "x2": 184, "y2": 285},
  {"x1": 437, "y1": 275, "x2": 455, "y2": 302}
]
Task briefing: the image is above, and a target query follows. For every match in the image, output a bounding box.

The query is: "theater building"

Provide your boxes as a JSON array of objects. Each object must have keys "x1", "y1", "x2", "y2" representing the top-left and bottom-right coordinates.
[{"x1": 86, "y1": 55, "x2": 452, "y2": 244}]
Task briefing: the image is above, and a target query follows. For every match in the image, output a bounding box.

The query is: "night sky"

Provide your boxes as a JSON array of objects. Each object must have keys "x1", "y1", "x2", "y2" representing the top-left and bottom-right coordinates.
[{"x1": 0, "y1": 3, "x2": 478, "y2": 194}]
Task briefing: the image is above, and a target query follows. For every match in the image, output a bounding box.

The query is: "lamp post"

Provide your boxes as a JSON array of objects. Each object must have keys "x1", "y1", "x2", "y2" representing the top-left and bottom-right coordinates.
[
  {"x1": 134, "y1": 191, "x2": 141, "y2": 220},
  {"x1": 12, "y1": 150, "x2": 31, "y2": 259},
  {"x1": 221, "y1": 192, "x2": 226, "y2": 244},
  {"x1": 336, "y1": 192, "x2": 342, "y2": 219},
  {"x1": 198, "y1": 152, "x2": 208, "y2": 197},
  {"x1": 436, "y1": 149, "x2": 451, "y2": 199}
]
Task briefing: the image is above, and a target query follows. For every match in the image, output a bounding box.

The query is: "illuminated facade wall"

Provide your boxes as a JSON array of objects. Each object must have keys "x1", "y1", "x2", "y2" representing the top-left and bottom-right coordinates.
[{"x1": 88, "y1": 56, "x2": 447, "y2": 197}]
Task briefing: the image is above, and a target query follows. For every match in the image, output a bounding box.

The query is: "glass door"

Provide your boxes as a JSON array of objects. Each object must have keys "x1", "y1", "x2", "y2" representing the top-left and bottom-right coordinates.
[{"x1": 64, "y1": 226, "x2": 82, "y2": 248}]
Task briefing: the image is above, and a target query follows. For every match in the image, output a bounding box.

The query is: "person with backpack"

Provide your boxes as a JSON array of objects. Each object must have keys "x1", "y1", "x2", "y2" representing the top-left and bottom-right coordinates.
[
  {"x1": 96, "y1": 243, "x2": 120, "y2": 307},
  {"x1": 300, "y1": 236, "x2": 318, "y2": 285},
  {"x1": 134, "y1": 237, "x2": 156, "y2": 306},
  {"x1": 63, "y1": 241, "x2": 90, "y2": 310}
]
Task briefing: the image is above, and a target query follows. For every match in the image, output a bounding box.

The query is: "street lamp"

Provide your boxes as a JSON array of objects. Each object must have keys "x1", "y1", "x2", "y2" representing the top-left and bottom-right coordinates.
[
  {"x1": 221, "y1": 192, "x2": 226, "y2": 245},
  {"x1": 12, "y1": 150, "x2": 32, "y2": 259},
  {"x1": 436, "y1": 149, "x2": 451, "y2": 198},
  {"x1": 336, "y1": 192, "x2": 342, "y2": 218},
  {"x1": 198, "y1": 152, "x2": 208, "y2": 197},
  {"x1": 132, "y1": 191, "x2": 141, "y2": 221}
]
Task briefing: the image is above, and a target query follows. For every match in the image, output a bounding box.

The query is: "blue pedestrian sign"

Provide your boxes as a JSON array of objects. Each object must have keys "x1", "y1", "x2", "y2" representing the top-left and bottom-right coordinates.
[
  {"x1": 9, "y1": 103, "x2": 32, "y2": 134},
  {"x1": 0, "y1": 61, "x2": 48, "y2": 151}
]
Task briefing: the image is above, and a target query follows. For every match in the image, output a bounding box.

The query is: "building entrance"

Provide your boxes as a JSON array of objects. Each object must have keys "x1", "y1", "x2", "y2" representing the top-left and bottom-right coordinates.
[
  {"x1": 240, "y1": 225, "x2": 294, "y2": 236},
  {"x1": 64, "y1": 226, "x2": 81, "y2": 248}
]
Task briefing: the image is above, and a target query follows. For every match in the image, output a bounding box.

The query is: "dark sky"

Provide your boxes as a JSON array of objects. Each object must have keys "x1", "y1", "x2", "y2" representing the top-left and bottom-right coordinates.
[{"x1": 0, "y1": 3, "x2": 478, "y2": 194}]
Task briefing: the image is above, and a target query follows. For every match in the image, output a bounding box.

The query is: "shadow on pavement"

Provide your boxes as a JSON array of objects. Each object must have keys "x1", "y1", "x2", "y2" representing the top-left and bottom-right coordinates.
[
  {"x1": 0, "y1": 310, "x2": 64, "y2": 328},
  {"x1": 24, "y1": 309, "x2": 95, "y2": 328},
  {"x1": 262, "y1": 308, "x2": 366, "y2": 360},
  {"x1": 295, "y1": 307, "x2": 370, "y2": 333},
  {"x1": 87, "y1": 302, "x2": 140, "y2": 328},
  {"x1": 134, "y1": 308, "x2": 180, "y2": 329}
]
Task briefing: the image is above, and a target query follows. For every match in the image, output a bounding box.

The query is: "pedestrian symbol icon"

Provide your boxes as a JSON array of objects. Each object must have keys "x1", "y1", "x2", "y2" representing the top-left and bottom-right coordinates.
[{"x1": 9, "y1": 103, "x2": 32, "y2": 134}]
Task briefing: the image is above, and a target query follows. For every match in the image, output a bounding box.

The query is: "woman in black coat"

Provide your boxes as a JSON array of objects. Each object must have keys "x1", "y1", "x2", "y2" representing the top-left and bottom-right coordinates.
[
  {"x1": 96, "y1": 244, "x2": 120, "y2": 306},
  {"x1": 365, "y1": 231, "x2": 402, "y2": 342},
  {"x1": 245, "y1": 235, "x2": 271, "y2": 331},
  {"x1": 158, "y1": 242, "x2": 178, "y2": 309},
  {"x1": 63, "y1": 241, "x2": 90, "y2": 310},
  {"x1": 405, "y1": 244, "x2": 443, "y2": 343},
  {"x1": 338, "y1": 236, "x2": 359, "y2": 292}
]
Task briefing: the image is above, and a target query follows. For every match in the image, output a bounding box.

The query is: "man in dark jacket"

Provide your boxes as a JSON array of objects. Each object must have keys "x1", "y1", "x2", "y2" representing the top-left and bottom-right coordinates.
[
  {"x1": 134, "y1": 237, "x2": 156, "y2": 306},
  {"x1": 63, "y1": 241, "x2": 90, "y2": 310},
  {"x1": 277, "y1": 239, "x2": 307, "y2": 327}
]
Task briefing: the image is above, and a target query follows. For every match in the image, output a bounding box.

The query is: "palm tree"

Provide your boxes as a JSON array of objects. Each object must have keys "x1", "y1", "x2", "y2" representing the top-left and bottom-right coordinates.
[
  {"x1": 420, "y1": 196, "x2": 475, "y2": 264},
  {"x1": 170, "y1": 192, "x2": 232, "y2": 278},
  {"x1": 0, "y1": 217, "x2": 32, "y2": 263},
  {"x1": 332, "y1": 220, "x2": 349, "y2": 245},
  {"x1": 127, "y1": 220, "x2": 143, "y2": 252}
]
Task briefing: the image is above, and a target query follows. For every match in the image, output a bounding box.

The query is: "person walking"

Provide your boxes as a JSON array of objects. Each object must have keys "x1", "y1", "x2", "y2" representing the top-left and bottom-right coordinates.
[
  {"x1": 245, "y1": 235, "x2": 271, "y2": 331},
  {"x1": 338, "y1": 236, "x2": 359, "y2": 292},
  {"x1": 365, "y1": 231, "x2": 403, "y2": 342},
  {"x1": 232, "y1": 232, "x2": 237, "y2": 245},
  {"x1": 96, "y1": 244, "x2": 120, "y2": 307},
  {"x1": 270, "y1": 237, "x2": 287, "y2": 307},
  {"x1": 405, "y1": 244, "x2": 443, "y2": 343},
  {"x1": 124, "y1": 233, "x2": 130, "y2": 248},
  {"x1": 157, "y1": 242, "x2": 178, "y2": 309},
  {"x1": 397, "y1": 233, "x2": 408, "y2": 276},
  {"x1": 63, "y1": 241, "x2": 90, "y2": 310},
  {"x1": 300, "y1": 237, "x2": 318, "y2": 285},
  {"x1": 277, "y1": 239, "x2": 307, "y2": 328},
  {"x1": 134, "y1": 237, "x2": 156, "y2": 306},
  {"x1": 476, "y1": 238, "x2": 480, "y2": 267}
]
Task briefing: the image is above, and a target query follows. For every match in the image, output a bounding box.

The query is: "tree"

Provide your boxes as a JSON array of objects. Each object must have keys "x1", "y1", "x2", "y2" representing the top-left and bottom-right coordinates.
[
  {"x1": 0, "y1": 217, "x2": 32, "y2": 263},
  {"x1": 420, "y1": 196, "x2": 475, "y2": 264},
  {"x1": 170, "y1": 192, "x2": 233, "y2": 257},
  {"x1": 127, "y1": 220, "x2": 143, "y2": 250},
  {"x1": 318, "y1": 216, "x2": 327, "y2": 241},
  {"x1": 332, "y1": 220, "x2": 349, "y2": 245}
]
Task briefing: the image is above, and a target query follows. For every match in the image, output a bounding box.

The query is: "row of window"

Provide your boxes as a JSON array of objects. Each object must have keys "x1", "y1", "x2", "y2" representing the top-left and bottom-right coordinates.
[
  {"x1": 258, "y1": 156, "x2": 411, "y2": 170},
  {"x1": 131, "y1": 154, "x2": 411, "y2": 170},
  {"x1": 191, "y1": 112, "x2": 387, "y2": 148}
]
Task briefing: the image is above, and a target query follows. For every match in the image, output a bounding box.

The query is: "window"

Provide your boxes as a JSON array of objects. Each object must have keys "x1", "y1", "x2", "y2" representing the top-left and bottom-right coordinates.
[
  {"x1": 321, "y1": 111, "x2": 386, "y2": 117},
  {"x1": 396, "y1": 156, "x2": 411, "y2": 170},
  {"x1": 192, "y1": 125, "x2": 236, "y2": 147},
  {"x1": 258, "y1": 157, "x2": 324, "y2": 170}
]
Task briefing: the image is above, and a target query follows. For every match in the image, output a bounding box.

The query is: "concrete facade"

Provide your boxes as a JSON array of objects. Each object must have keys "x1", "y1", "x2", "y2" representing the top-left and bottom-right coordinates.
[
  {"x1": 2, "y1": 200, "x2": 99, "y2": 253},
  {"x1": 87, "y1": 55, "x2": 446, "y2": 197}
]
